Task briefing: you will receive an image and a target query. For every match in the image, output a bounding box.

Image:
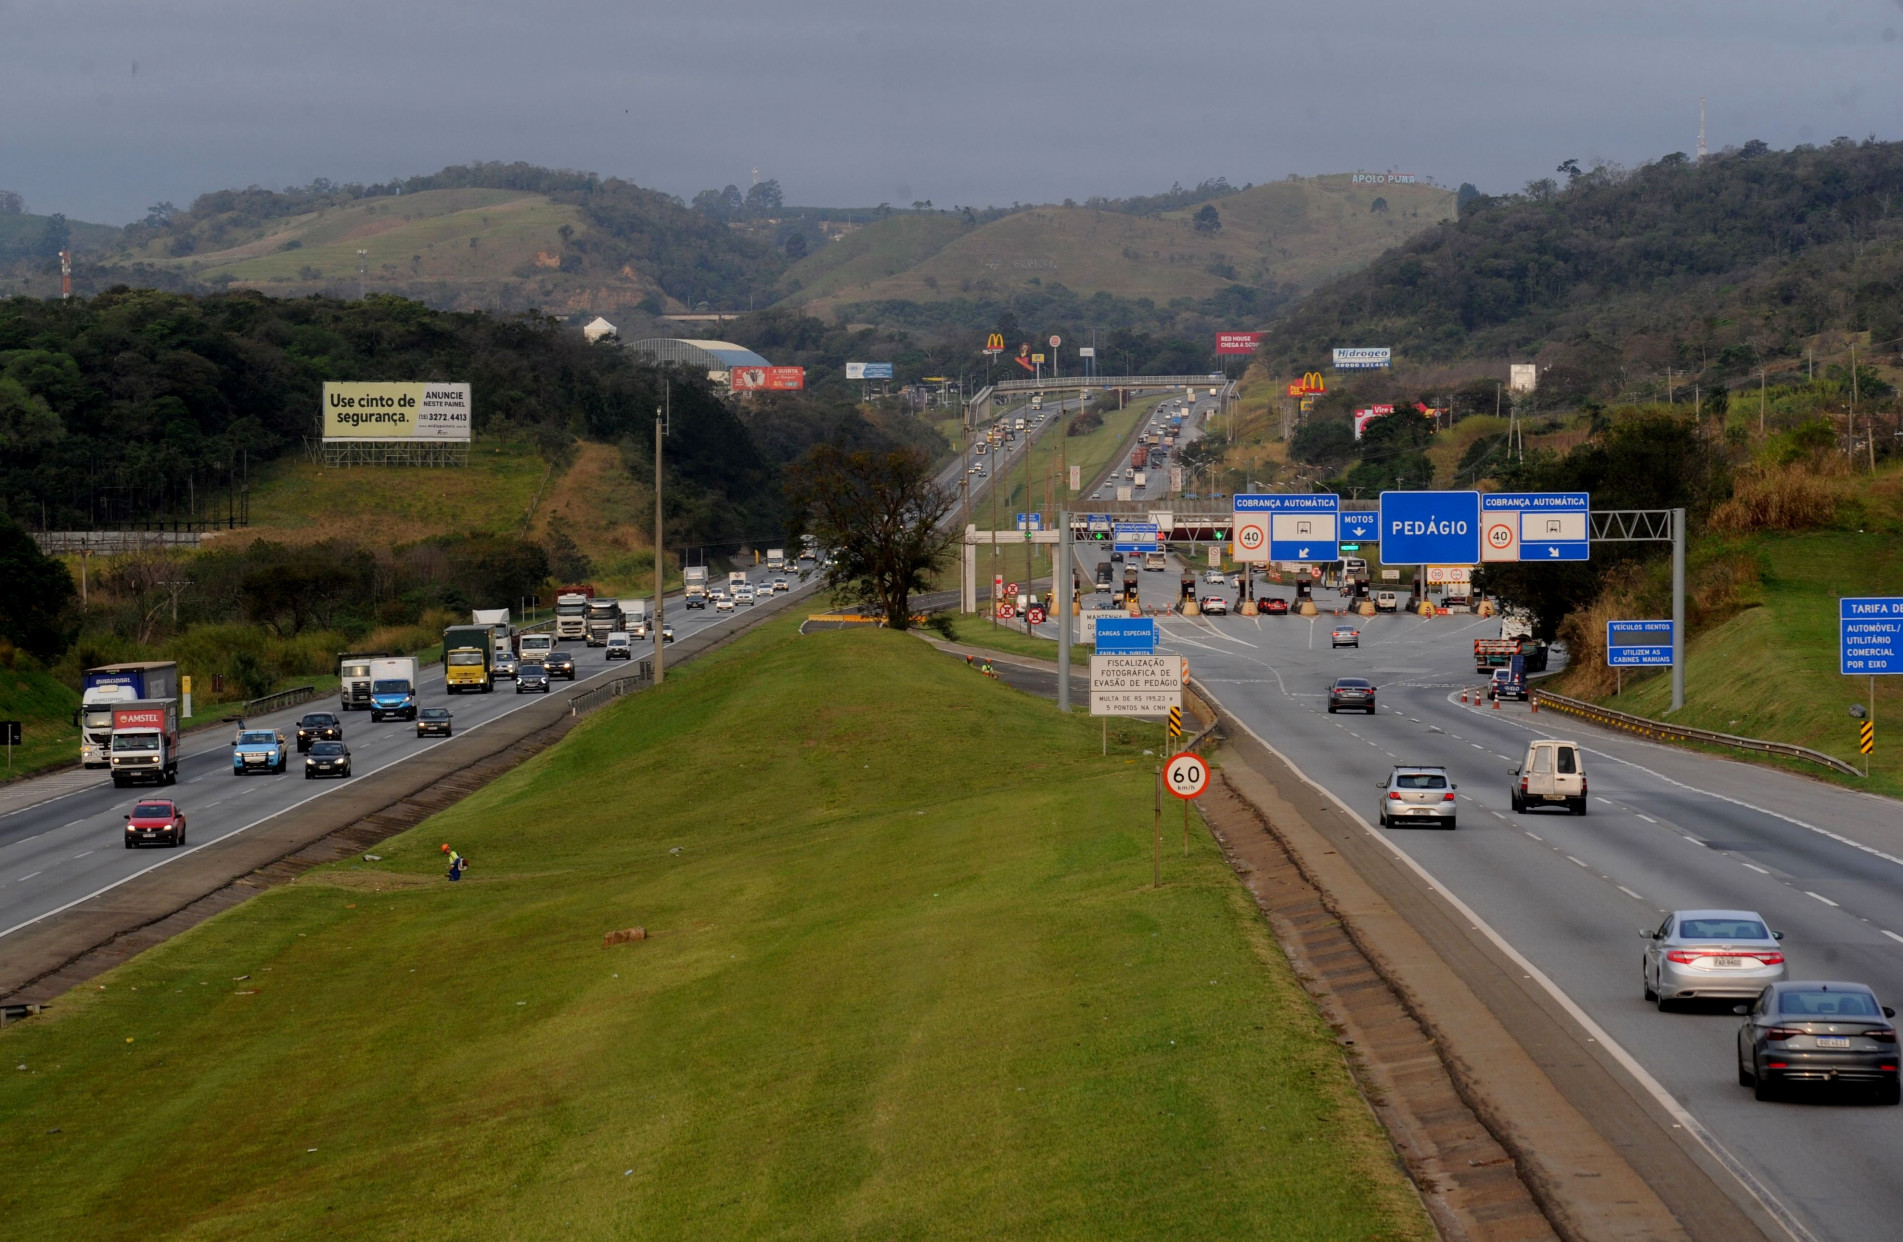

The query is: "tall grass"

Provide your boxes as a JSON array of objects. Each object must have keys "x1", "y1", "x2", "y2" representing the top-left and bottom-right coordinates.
[{"x1": 1708, "y1": 456, "x2": 1852, "y2": 534}]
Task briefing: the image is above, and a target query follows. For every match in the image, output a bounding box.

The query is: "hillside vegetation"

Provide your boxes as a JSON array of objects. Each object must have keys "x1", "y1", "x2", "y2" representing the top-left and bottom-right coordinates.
[
  {"x1": 788, "y1": 175, "x2": 1456, "y2": 318},
  {"x1": 1262, "y1": 139, "x2": 1903, "y2": 402},
  {"x1": 0, "y1": 621, "x2": 1432, "y2": 1241}
]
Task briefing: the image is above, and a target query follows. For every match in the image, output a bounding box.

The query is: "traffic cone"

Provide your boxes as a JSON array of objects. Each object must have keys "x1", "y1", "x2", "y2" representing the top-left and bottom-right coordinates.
[
  {"x1": 1530, "y1": 697, "x2": 1539, "y2": 714},
  {"x1": 1460, "y1": 689, "x2": 1468, "y2": 704},
  {"x1": 1492, "y1": 694, "x2": 1500, "y2": 710}
]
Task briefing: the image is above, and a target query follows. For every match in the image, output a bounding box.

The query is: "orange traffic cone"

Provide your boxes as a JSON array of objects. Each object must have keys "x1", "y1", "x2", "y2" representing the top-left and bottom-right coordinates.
[
  {"x1": 1492, "y1": 694, "x2": 1500, "y2": 710},
  {"x1": 1530, "y1": 697, "x2": 1539, "y2": 714},
  {"x1": 1459, "y1": 689, "x2": 1468, "y2": 704}
]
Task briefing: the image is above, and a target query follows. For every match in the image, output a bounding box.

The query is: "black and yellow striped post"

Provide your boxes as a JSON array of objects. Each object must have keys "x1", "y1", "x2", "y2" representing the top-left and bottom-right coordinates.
[
  {"x1": 1860, "y1": 720, "x2": 1875, "y2": 755},
  {"x1": 1167, "y1": 706, "x2": 1183, "y2": 740}
]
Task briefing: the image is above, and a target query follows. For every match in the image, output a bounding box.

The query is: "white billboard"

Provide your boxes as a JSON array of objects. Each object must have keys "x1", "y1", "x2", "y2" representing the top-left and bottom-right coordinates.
[
  {"x1": 1509, "y1": 363, "x2": 1538, "y2": 393},
  {"x1": 1332, "y1": 347, "x2": 1391, "y2": 370}
]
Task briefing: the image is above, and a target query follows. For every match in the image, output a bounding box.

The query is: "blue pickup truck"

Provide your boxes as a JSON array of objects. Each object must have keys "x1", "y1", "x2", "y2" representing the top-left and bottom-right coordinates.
[{"x1": 231, "y1": 729, "x2": 289, "y2": 776}]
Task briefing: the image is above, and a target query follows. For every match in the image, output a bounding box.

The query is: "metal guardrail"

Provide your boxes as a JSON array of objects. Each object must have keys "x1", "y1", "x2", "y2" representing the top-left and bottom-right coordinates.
[
  {"x1": 568, "y1": 663, "x2": 653, "y2": 716},
  {"x1": 1530, "y1": 689, "x2": 1863, "y2": 777},
  {"x1": 243, "y1": 685, "x2": 318, "y2": 717}
]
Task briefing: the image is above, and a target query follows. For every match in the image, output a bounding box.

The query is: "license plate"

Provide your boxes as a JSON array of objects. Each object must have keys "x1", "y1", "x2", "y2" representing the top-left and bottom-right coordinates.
[
  {"x1": 1817, "y1": 1036, "x2": 1851, "y2": 1049},
  {"x1": 1713, "y1": 956, "x2": 1745, "y2": 967}
]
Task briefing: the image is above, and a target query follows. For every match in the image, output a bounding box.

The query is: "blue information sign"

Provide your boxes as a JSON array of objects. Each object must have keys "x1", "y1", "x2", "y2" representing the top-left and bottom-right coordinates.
[
  {"x1": 1340, "y1": 511, "x2": 1379, "y2": 542},
  {"x1": 1840, "y1": 597, "x2": 1903, "y2": 675},
  {"x1": 1094, "y1": 617, "x2": 1157, "y2": 655},
  {"x1": 1379, "y1": 491, "x2": 1480, "y2": 565},
  {"x1": 1235, "y1": 493, "x2": 1339, "y2": 562},
  {"x1": 1016, "y1": 512, "x2": 1043, "y2": 532},
  {"x1": 1481, "y1": 492, "x2": 1590, "y2": 562},
  {"x1": 1607, "y1": 620, "x2": 1674, "y2": 667},
  {"x1": 1113, "y1": 523, "x2": 1160, "y2": 553}
]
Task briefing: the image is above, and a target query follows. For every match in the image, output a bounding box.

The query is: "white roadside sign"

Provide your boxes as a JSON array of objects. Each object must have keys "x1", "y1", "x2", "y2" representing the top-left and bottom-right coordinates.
[{"x1": 1091, "y1": 655, "x2": 1183, "y2": 717}]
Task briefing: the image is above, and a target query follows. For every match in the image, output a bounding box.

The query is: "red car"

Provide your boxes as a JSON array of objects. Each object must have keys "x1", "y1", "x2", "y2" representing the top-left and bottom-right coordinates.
[
  {"x1": 124, "y1": 799, "x2": 187, "y2": 849},
  {"x1": 1260, "y1": 597, "x2": 1290, "y2": 615}
]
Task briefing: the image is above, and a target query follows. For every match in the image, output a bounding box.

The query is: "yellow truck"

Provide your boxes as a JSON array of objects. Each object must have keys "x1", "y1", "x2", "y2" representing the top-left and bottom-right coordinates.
[{"x1": 442, "y1": 624, "x2": 495, "y2": 694}]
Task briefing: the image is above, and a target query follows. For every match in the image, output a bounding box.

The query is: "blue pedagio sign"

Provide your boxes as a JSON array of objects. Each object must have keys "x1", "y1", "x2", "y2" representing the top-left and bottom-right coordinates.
[{"x1": 1378, "y1": 491, "x2": 1480, "y2": 565}]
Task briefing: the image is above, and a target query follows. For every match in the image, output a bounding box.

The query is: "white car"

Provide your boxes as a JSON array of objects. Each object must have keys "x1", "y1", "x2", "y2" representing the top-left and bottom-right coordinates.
[
  {"x1": 772, "y1": 578, "x2": 789, "y2": 593},
  {"x1": 714, "y1": 596, "x2": 735, "y2": 613},
  {"x1": 734, "y1": 586, "x2": 756, "y2": 605},
  {"x1": 1204, "y1": 568, "x2": 1227, "y2": 584}
]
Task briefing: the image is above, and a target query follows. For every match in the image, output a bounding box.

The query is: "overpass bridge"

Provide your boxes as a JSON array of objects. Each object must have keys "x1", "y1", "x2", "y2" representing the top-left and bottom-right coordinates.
[{"x1": 962, "y1": 375, "x2": 1236, "y2": 427}]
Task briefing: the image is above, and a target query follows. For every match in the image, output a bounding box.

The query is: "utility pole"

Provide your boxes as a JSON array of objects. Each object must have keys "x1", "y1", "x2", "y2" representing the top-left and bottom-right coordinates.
[
  {"x1": 1670, "y1": 507, "x2": 1685, "y2": 713},
  {"x1": 653, "y1": 384, "x2": 667, "y2": 685},
  {"x1": 1056, "y1": 507, "x2": 1072, "y2": 713},
  {"x1": 1759, "y1": 369, "x2": 1766, "y2": 436},
  {"x1": 357, "y1": 249, "x2": 368, "y2": 299}
]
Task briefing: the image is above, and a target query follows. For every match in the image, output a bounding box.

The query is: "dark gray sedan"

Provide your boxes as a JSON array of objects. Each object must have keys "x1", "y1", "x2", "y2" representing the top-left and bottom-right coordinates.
[
  {"x1": 303, "y1": 740, "x2": 352, "y2": 779},
  {"x1": 516, "y1": 663, "x2": 550, "y2": 693},
  {"x1": 1737, "y1": 981, "x2": 1899, "y2": 1103},
  {"x1": 543, "y1": 650, "x2": 577, "y2": 680},
  {"x1": 1327, "y1": 677, "x2": 1375, "y2": 714}
]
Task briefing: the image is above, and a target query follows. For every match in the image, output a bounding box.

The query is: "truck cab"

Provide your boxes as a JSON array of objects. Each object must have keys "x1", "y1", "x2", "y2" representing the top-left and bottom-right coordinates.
[
  {"x1": 445, "y1": 647, "x2": 491, "y2": 694},
  {"x1": 555, "y1": 592, "x2": 590, "y2": 641},
  {"x1": 337, "y1": 653, "x2": 382, "y2": 711},
  {"x1": 517, "y1": 632, "x2": 555, "y2": 664},
  {"x1": 584, "y1": 598, "x2": 622, "y2": 646},
  {"x1": 370, "y1": 679, "x2": 416, "y2": 721}
]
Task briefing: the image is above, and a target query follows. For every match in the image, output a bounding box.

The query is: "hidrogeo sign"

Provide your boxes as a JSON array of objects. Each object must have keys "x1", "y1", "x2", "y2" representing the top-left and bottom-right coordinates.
[{"x1": 323, "y1": 382, "x2": 471, "y2": 441}]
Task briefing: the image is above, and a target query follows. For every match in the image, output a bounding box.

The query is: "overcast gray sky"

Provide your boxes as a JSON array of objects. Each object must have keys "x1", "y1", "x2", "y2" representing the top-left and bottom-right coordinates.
[{"x1": 5, "y1": 0, "x2": 1901, "y2": 225}]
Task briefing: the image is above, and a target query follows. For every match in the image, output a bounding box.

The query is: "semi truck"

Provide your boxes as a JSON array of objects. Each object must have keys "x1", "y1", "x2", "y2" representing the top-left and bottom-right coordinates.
[
  {"x1": 766, "y1": 548, "x2": 786, "y2": 571},
  {"x1": 683, "y1": 566, "x2": 708, "y2": 609},
  {"x1": 1474, "y1": 638, "x2": 1549, "y2": 675},
  {"x1": 336, "y1": 652, "x2": 390, "y2": 711},
  {"x1": 1131, "y1": 445, "x2": 1149, "y2": 470},
  {"x1": 369, "y1": 656, "x2": 420, "y2": 721},
  {"x1": 584, "y1": 597, "x2": 623, "y2": 645},
  {"x1": 555, "y1": 592, "x2": 591, "y2": 640},
  {"x1": 472, "y1": 608, "x2": 512, "y2": 657},
  {"x1": 80, "y1": 661, "x2": 178, "y2": 767},
  {"x1": 109, "y1": 699, "x2": 181, "y2": 788},
  {"x1": 442, "y1": 624, "x2": 496, "y2": 693}
]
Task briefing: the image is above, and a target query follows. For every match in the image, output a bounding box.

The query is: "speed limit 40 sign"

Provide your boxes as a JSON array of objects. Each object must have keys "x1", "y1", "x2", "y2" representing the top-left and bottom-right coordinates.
[
  {"x1": 1164, "y1": 751, "x2": 1210, "y2": 799},
  {"x1": 1232, "y1": 513, "x2": 1269, "y2": 564}
]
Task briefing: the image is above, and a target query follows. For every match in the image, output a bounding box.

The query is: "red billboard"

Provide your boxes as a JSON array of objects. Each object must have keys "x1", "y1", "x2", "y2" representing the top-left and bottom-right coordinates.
[
  {"x1": 1353, "y1": 405, "x2": 1396, "y2": 439},
  {"x1": 1215, "y1": 332, "x2": 1262, "y2": 355},
  {"x1": 730, "y1": 366, "x2": 806, "y2": 392}
]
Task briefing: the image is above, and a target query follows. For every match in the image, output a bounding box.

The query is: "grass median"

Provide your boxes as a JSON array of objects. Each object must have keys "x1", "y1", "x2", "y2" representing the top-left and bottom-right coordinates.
[{"x1": 0, "y1": 617, "x2": 1432, "y2": 1241}]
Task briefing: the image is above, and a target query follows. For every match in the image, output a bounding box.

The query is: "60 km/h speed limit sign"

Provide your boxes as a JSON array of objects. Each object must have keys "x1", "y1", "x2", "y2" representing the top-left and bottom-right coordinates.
[{"x1": 1164, "y1": 752, "x2": 1210, "y2": 800}]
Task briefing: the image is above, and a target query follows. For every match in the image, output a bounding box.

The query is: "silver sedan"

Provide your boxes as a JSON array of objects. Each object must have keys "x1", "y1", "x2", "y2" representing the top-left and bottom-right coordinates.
[{"x1": 1642, "y1": 909, "x2": 1786, "y2": 1011}]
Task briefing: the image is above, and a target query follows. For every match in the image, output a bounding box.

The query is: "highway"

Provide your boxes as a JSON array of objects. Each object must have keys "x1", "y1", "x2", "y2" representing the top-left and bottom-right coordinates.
[
  {"x1": 0, "y1": 564, "x2": 814, "y2": 945},
  {"x1": 1071, "y1": 549, "x2": 1903, "y2": 1241}
]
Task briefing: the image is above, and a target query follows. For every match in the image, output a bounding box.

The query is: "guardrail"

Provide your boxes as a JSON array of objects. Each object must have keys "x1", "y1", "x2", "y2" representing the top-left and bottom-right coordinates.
[
  {"x1": 568, "y1": 663, "x2": 653, "y2": 716},
  {"x1": 243, "y1": 685, "x2": 318, "y2": 717},
  {"x1": 1529, "y1": 689, "x2": 1863, "y2": 777}
]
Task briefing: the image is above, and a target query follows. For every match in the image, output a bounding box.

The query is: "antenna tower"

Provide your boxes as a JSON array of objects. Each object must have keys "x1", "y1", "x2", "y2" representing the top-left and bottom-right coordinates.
[{"x1": 1697, "y1": 97, "x2": 1707, "y2": 160}]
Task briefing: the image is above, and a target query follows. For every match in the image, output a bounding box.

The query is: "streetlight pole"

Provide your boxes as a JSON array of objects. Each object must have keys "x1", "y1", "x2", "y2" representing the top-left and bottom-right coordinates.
[{"x1": 653, "y1": 385, "x2": 667, "y2": 685}]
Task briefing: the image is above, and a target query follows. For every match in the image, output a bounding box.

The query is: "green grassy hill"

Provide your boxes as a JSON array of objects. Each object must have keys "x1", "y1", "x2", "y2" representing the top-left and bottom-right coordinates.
[
  {"x1": 0, "y1": 664, "x2": 80, "y2": 780},
  {"x1": 784, "y1": 176, "x2": 1456, "y2": 316},
  {"x1": 774, "y1": 212, "x2": 970, "y2": 304},
  {"x1": 0, "y1": 619, "x2": 1431, "y2": 1241},
  {"x1": 109, "y1": 187, "x2": 666, "y2": 316}
]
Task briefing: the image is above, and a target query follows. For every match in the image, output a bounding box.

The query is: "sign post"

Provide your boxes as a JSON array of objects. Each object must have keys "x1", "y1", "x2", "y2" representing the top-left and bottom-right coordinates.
[
  {"x1": 1165, "y1": 748, "x2": 1210, "y2": 861},
  {"x1": 1841, "y1": 596, "x2": 1903, "y2": 776},
  {"x1": 1, "y1": 720, "x2": 18, "y2": 771}
]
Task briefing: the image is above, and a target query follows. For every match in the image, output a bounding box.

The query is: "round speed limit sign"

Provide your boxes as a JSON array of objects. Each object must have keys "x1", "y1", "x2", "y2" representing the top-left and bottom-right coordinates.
[{"x1": 1164, "y1": 752, "x2": 1210, "y2": 800}]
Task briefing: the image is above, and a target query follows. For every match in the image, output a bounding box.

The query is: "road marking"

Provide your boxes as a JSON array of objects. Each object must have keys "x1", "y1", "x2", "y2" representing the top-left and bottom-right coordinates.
[
  {"x1": 1742, "y1": 863, "x2": 1770, "y2": 874},
  {"x1": 1635, "y1": 813, "x2": 1657, "y2": 823},
  {"x1": 1596, "y1": 797, "x2": 1616, "y2": 806},
  {"x1": 1525, "y1": 832, "x2": 1542, "y2": 840},
  {"x1": 1618, "y1": 886, "x2": 1645, "y2": 901},
  {"x1": 1206, "y1": 703, "x2": 1818, "y2": 1242},
  {"x1": 15, "y1": 872, "x2": 40, "y2": 883},
  {"x1": 72, "y1": 851, "x2": 92, "y2": 860},
  {"x1": 1805, "y1": 891, "x2": 1840, "y2": 908},
  {"x1": 1884, "y1": 930, "x2": 1903, "y2": 945},
  {"x1": 1566, "y1": 855, "x2": 1589, "y2": 868},
  {"x1": 62, "y1": 819, "x2": 87, "y2": 829}
]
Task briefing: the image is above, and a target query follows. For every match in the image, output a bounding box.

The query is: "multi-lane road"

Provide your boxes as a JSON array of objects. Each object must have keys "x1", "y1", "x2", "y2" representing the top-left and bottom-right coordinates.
[
  {"x1": 1069, "y1": 548, "x2": 1901, "y2": 1241},
  {"x1": 0, "y1": 564, "x2": 814, "y2": 946}
]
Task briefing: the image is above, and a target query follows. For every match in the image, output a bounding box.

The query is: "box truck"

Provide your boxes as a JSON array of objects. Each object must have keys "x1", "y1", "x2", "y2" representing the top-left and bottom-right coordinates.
[
  {"x1": 683, "y1": 566, "x2": 708, "y2": 609},
  {"x1": 472, "y1": 608, "x2": 512, "y2": 657},
  {"x1": 368, "y1": 656, "x2": 420, "y2": 721},
  {"x1": 442, "y1": 624, "x2": 495, "y2": 693},
  {"x1": 110, "y1": 699, "x2": 181, "y2": 788},
  {"x1": 766, "y1": 548, "x2": 786, "y2": 571},
  {"x1": 80, "y1": 661, "x2": 178, "y2": 767}
]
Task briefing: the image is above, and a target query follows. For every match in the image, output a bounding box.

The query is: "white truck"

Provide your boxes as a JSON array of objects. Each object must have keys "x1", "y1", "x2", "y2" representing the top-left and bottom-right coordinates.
[
  {"x1": 472, "y1": 608, "x2": 512, "y2": 657},
  {"x1": 766, "y1": 548, "x2": 786, "y2": 571},
  {"x1": 337, "y1": 652, "x2": 383, "y2": 711},
  {"x1": 625, "y1": 598, "x2": 650, "y2": 638},
  {"x1": 729, "y1": 571, "x2": 749, "y2": 591},
  {"x1": 80, "y1": 661, "x2": 178, "y2": 767},
  {"x1": 1133, "y1": 471, "x2": 1148, "y2": 490},
  {"x1": 555, "y1": 592, "x2": 590, "y2": 640},
  {"x1": 516, "y1": 632, "x2": 555, "y2": 663},
  {"x1": 110, "y1": 699, "x2": 181, "y2": 788},
  {"x1": 368, "y1": 656, "x2": 420, "y2": 722},
  {"x1": 683, "y1": 566, "x2": 708, "y2": 609}
]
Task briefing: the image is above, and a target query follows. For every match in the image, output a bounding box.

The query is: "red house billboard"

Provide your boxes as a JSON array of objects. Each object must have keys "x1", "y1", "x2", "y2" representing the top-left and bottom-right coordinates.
[{"x1": 1215, "y1": 332, "x2": 1262, "y2": 355}]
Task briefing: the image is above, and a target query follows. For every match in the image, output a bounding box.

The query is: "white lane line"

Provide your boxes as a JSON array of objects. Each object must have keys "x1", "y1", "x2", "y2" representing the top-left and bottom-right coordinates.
[
  {"x1": 1883, "y1": 930, "x2": 1903, "y2": 945},
  {"x1": 15, "y1": 872, "x2": 40, "y2": 883},
  {"x1": 62, "y1": 819, "x2": 87, "y2": 829},
  {"x1": 1805, "y1": 891, "x2": 1841, "y2": 908},
  {"x1": 1618, "y1": 886, "x2": 1646, "y2": 901},
  {"x1": 71, "y1": 851, "x2": 92, "y2": 860},
  {"x1": 1205, "y1": 697, "x2": 1818, "y2": 1242},
  {"x1": 1566, "y1": 855, "x2": 1589, "y2": 868},
  {"x1": 1596, "y1": 797, "x2": 1617, "y2": 806},
  {"x1": 1742, "y1": 863, "x2": 1770, "y2": 875},
  {"x1": 1635, "y1": 813, "x2": 1657, "y2": 824},
  {"x1": 1525, "y1": 832, "x2": 1542, "y2": 840}
]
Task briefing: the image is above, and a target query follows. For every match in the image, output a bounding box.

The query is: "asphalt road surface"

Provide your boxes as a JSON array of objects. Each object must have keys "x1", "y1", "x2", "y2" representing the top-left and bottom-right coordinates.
[
  {"x1": 0, "y1": 566, "x2": 816, "y2": 945},
  {"x1": 1063, "y1": 546, "x2": 1902, "y2": 1241}
]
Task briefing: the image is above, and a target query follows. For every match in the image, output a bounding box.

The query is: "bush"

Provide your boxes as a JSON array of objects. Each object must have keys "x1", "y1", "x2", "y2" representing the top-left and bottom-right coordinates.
[{"x1": 1707, "y1": 460, "x2": 1850, "y2": 534}]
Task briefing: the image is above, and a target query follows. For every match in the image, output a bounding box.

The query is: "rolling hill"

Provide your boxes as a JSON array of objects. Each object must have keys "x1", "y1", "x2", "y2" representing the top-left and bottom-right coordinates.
[{"x1": 778, "y1": 175, "x2": 1457, "y2": 316}]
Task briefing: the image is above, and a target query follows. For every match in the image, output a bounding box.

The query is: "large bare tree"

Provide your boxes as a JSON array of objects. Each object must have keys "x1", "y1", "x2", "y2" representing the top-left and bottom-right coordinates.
[{"x1": 788, "y1": 446, "x2": 955, "y2": 629}]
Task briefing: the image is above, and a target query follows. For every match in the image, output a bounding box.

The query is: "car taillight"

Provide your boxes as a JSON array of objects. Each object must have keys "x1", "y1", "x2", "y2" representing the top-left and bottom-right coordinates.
[
  {"x1": 1868, "y1": 1028, "x2": 1897, "y2": 1043},
  {"x1": 1388, "y1": 791, "x2": 1402, "y2": 800},
  {"x1": 1519, "y1": 779, "x2": 1528, "y2": 793},
  {"x1": 1579, "y1": 779, "x2": 1587, "y2": 795},
  {"x1": 1665, "y1": 950, "x2": 1699, "y2": 964},
  {"x1": 1764, "y1": 1027, "x2": 1805, "y2": 1042},
  {"x1": 1750, "y1": 952, "x2": 1784, "y2": 966},
  {"x1": 1442, "y1": 792, "x2": 1456, "y2": 801}
]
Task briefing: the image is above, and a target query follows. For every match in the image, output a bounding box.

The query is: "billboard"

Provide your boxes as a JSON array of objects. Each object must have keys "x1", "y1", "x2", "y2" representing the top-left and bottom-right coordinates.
[
  {"x1": 1215, "y1": 331, "x2": 1262, "y2": 355},
  {"x1": 1509, "y1": 363, "x2": 1538, "y2": 393},
  {"x1": 323, "y1": 382, "x2": 470, "y2": 441},
  {"x1": 1332, "y1": 347, "x2": 1391, "y2": 370},
  {"x1": 1353, "y1": 405, "x2": 1396, "y2": 439},
  {"x1": 731, "y1": 366, "x2": 806, "y2": 392},
  {"x1": 845, "y1": 362, "x2": 894, "y2": 380}
]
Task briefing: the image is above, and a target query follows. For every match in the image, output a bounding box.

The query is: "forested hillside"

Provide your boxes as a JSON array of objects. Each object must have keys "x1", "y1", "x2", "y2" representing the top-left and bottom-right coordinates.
[{"x1": 1262, "y1": 139, "x2": 1903, "y2": 401}]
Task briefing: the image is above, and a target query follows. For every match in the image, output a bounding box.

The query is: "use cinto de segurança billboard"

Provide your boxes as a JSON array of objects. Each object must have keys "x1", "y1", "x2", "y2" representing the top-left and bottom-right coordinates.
[{"x1": 323, "y1": 382, "x2": 471, "y2": 442}]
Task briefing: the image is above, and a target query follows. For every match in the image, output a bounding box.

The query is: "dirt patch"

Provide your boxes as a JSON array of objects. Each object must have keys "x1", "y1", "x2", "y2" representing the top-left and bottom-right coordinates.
[{"x1": 534, "y1": 441, "x2": 651, "y2": 561}]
